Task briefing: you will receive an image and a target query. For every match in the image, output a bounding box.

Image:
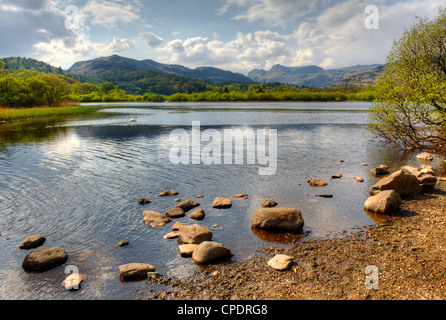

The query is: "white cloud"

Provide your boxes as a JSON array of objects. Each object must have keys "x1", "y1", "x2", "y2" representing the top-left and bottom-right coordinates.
[
  {"x1": 81, "y1": 0, "x2": 141, "y2": 29},
  {"x1": 159, "y1": 30, "x2": 291, "y2": 72},
  {"x1": 141, "y1": 32, "x2": 164, "y2": 48}
]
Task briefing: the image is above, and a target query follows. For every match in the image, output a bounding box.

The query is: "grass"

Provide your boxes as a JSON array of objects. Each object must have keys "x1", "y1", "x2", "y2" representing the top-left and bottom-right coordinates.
[{"x1": 0, "y1": 105, "x2": 103, "y2": 122}]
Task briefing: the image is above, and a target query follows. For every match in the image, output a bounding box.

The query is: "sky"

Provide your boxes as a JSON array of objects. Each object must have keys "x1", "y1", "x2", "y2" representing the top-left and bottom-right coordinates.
[{"x1": 0, "y1": 0, "x2": 443, "y2": 74}]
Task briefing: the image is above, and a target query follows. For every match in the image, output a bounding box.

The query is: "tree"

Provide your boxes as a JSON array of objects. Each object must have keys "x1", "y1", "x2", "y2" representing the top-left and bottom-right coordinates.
[
  {"x1": 369, "y1": 8, "x2": 446, "y2": 153},
  {"x1": 101, "y1": 82, "x2": 116, "y2": 93}
]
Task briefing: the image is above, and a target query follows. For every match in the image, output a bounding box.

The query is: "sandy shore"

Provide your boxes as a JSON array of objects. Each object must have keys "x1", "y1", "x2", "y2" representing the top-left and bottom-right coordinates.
[{"x1": 142, "y1": 182, "x2": 446, "y2": 300}]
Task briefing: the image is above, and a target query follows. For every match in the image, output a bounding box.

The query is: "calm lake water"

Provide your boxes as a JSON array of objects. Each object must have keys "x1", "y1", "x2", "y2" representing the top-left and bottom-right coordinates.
[{"x1": 0, "y1": 101, "x2": 444, "y2": 300}]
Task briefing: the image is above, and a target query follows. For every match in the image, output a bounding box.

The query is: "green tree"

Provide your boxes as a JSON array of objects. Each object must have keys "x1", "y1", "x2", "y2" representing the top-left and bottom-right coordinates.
[
  {"x1": 101, "y1": 82, "x2": 116, "y2": 93},
  {"x1": 369, "y1": 8, "x2": 446, "y2": 152}
]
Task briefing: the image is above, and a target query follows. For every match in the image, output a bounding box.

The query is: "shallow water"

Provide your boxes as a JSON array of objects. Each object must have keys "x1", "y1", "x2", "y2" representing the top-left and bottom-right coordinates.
[{"x1": 0, "y1": 102, "x2": 444, "y2": 300}]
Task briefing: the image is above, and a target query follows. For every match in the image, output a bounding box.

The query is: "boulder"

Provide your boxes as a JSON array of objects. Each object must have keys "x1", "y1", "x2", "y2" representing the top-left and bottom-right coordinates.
[
  {"x1": 369, "y1": 168, "x2": 422, "y2": 196},
  {"x1": 142, "y1": 211, "x2": 172, "y2": 228},
  {"x1": 165, "y1": 207, "x2": 185, "y2": 218},
  {"x1": 175, "y1": 200, "x2": 200, "y2": 212},
  {"x1": 268, "y1": 254, "x2": 294, "y2": 271},
  {"x1": 189, "y1": 208, "x2": 206, "y2": 221},
  {"x1": 62, "y1": 273, "x2": 86, "y2": 291},
  {"x1": 22, "y1": 247, "x2": 68, "y2": 272},
  {"x1": 159, "y1": 190, "x2": 179, "y2": 196},
  {"x1": 179, "y1": 244, "x2": 198, "y2": 257},
  {"x1": 364, "y1": 190, "x2": 402, "y2": 214},
  {"x1": 252, "y1": 207, "x2": 304, "y2": 232},
  {"x1": 307, "y1": 179, "x2": 328, "y2": 187},
  {"x1": 18, "y1": 234, "x2": 46, "y2": 250},
  {"x1": 178, "y1": 224, "x2": 213, "y2": 244},
  {"x1": 119, "y1": 263, "x2": 155, "y2": 281},
  {"x1": 212, "y1": 197, "x2": 232, "y2": 209},
  {"x1": 416, "y1": 152, "x2": 433, "y2": 161},
  {"x1": 259, "y1": 199, "x2": 277, "y2": 208},
  {"x1": 191, "y1": 241, "x2": 232, "y2": 265}
]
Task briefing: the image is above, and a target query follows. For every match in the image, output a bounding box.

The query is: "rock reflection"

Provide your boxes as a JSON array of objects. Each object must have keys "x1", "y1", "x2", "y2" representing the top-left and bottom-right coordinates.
[
  {"x1": 364, "y1": 209, "x2": 393, "y2": 225},
  {"x1": 251, "y1": 225, "x2": 305, "y2": 244}
]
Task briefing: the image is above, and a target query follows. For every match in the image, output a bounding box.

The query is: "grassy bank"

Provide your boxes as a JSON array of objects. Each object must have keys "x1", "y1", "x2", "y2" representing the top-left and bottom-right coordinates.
[{"x1": 0, "y1": 105, "x2": 102, "y2": 122}]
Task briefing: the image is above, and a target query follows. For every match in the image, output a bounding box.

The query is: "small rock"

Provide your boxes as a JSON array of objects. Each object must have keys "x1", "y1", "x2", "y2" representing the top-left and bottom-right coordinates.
[
  {"x1": 316, "y1": 194, "x2": 333, "y2": 198},
  {"x1": 175, "y1": 199, "x2": 200, "y2": 212},
  {"x1": 331, "y1": 173, "x2": 342, "y2": 179},
  {"x1": 307, "y1": 179, "x2": 328, "y2": 187},
  {"x1": 353, "y1": 176, "x2": 364, "y2": 182},
  {"x1": 62, "y1": 273, "x2": 86, "y2": 291},
  {"x1": 159, "y1": 190, "x2": 179, "y2": 196},
  {"x1": 118, "y1": 241, "x2": 129, "y2": 247},
  {"x1": 179, "y1": 244, "x2": 198, "y2": 257},
  {"x1": 174, "y1": 198, "x2": 181, "y2": 202},
  {"x1": 370, "y1": 167, "x2": 389, "y2": 176},
  {"x1": 165, "y1": 207, "x2": 185, "y2": 218},
  {"x1": 268, "y1": 254, "x2": 294, "y2": 271},
  {"x1": 212, "y1": 197, "x2": 232, "y2": 208},
  {"x1": 142, "y1": 211, "x2": 172, "y2": 228},
  {"x1": 147, "y1": 272, "x2": 162, "y2": 279},
  {"x1": 191, "y1": 241, "x2": 232, "y2": 265},
  {"x1": 189, "y1": 208, "x2": 206, "y2": 221},
  {"x1": 259, "y1": 198, "x2": 277, "y2": 207},
  {"x1": 137, "y1": 198, "x2": 151, "y2": 205},
  {"x1": 362, "y1": 163, "x2": 369, "y2": 166},
  {"x1": 195, "y1": 195, "x2": 204, "y2": 198},
  {"x1": 22, "y1": 247, "x2": 68, "y2": 272},
  {"x1": 18, "y1": 234, "x2": 46, "y2": 250},
  {"x1": 234, "y1": 194, "x2": 249, "y2": 199},
  {"x1": 416, "y1": 152, "x2": 433, "y2": 161},
  {"x1": 119, "y1": 263, "x2": 155, "y2": 282}
]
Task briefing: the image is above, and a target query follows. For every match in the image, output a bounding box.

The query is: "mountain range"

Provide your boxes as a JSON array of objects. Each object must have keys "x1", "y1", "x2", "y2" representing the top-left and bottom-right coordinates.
[
  {"x1": 2, "y1": 55, "x2": 384, "y2": 94},
  {"x1": 68, "y1": 55, "x2": 253, "y2": 84},
  {"x1": 248, "y1": 63, "x2": 382, "y2": 87}
]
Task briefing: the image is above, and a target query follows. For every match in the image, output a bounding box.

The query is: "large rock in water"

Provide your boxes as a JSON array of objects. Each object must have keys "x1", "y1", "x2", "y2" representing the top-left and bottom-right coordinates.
[
  {"x1": 212, "y1": 197, "x2": 232, "y2": 208},
  {"x1": 22, "y1": 247, "x2": 68, "y2": 272},
  {"x1": 18, "y1": 234, "x2": 46, "y2": 250},
  {"x1": 369, "y1": 168, "x2": 421, "y2": 196},
  {"x1": 178, "y1": 224, "x2": 213, "y2": 244},
  {"x1": 175, "y1": 200, "x2": 200, "y2": 212},
  {"x1": 364, "y1": 190, "x2": 402, "y2": 214},
  {"x1": 143, "y1": 211, "x2": 172, "y2": 228},
  {"x1": 119, "y1": 263, "x2": 155, "y2": 281},
  {"x1": 191, "y1": 241, "x2": 232, "y2": 264},
  {"x1": 401, "y1": 166, "x2": 437, "y2": 192},
  {"x1": 252, "y1": 207, "x2": 304, "y2": 232}
]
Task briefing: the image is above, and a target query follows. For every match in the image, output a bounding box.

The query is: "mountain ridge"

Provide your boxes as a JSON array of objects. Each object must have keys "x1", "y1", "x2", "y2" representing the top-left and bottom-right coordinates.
[
  {"x1": 248, "y1": 63, "x2": 382, "y2": 87},
  {"x1": 68, "y1": 55, "x2": 254, "y2": 83}
]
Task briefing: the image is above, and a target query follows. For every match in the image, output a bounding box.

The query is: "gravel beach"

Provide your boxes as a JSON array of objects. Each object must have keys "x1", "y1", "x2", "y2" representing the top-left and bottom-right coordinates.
[{"x1": 142, "y1": 182, "x2": 446, "y2": 300}]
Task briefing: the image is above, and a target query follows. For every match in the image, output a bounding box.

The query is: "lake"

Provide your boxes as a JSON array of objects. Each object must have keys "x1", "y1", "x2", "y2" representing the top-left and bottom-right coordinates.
[{"x1": 0, "y1": 101, "x2": 444, "y2": 300}]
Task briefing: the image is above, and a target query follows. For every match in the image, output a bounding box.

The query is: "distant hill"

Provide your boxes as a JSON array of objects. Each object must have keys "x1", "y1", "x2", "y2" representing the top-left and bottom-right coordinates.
[
  {"x1": 68, "y1": 55, "x2": 254, "y2": 84},
  {"x1": 1, "y1": 57, "x2": 65, "y2": 74},
  {"x1": 248, "y1": 64, "x2": 382, "y2": 88},
  {"x1": 330, "y1": 65, "x2": 385, "y2": 87}
]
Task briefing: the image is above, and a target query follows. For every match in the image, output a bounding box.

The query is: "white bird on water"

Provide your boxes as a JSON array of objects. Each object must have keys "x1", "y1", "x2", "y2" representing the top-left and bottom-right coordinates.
[{"x1": 130, "y1": 115, "x2": 138, "y2": 123}]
